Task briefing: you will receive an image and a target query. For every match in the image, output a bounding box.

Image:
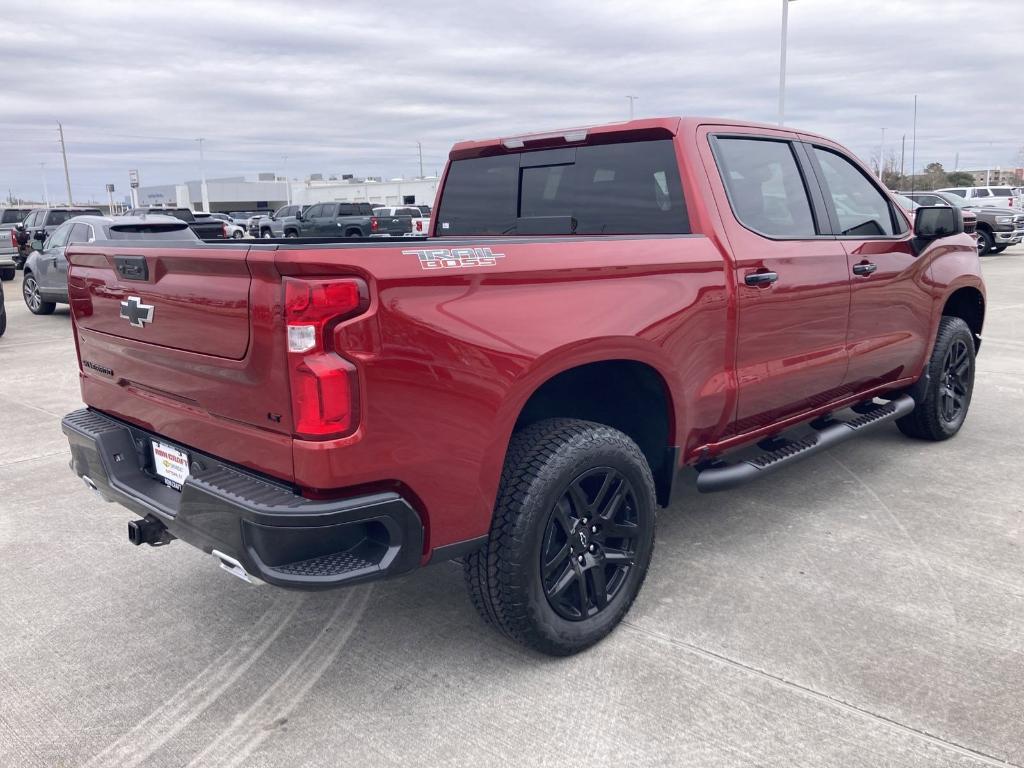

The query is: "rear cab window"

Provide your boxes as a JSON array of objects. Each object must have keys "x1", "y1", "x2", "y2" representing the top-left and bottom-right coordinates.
[
  {"x1": 435, "y1": 139, "x2": 689, "y2": 236},
  {"x1": 712, "y1": 137, "x2": 817, "y2": 238}
]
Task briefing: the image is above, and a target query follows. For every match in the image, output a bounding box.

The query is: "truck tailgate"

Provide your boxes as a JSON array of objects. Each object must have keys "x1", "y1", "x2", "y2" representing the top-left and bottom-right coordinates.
[
  {"x1": 69, "y1": 245, "x2": 251, "y2": 358},
  {"x1": 67, "y1": 244, "x2": 296, "y2": 481}
]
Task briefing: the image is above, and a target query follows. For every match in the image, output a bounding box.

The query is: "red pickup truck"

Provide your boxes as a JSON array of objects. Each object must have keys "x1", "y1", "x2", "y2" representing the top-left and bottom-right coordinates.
[{"x1": 62, "y1": 117, "x2": 984, "y2": 655}]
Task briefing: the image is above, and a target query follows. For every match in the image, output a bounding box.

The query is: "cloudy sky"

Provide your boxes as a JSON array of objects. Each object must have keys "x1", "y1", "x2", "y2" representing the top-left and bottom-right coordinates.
[{"x1": 1, "y1": 0, "x2": 1021, "y2": 203}]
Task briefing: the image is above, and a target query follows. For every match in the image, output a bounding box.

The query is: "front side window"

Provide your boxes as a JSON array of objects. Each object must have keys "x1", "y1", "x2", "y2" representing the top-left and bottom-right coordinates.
[
  {"x1": 714, "y1": 137, "x2": 816, "y2": 238},
  {"x1": 305, "y1": 204, "x2": 323, "y2": 218},
  {"x1": 813, "y1": 148, "x2": 900, "y2": 236},
  {"x1": 436, "y1": 139, "x2": 688, "y2": 236},
  {"x1": 972, "y1": 188, "x2": 990, "y2": 198}
]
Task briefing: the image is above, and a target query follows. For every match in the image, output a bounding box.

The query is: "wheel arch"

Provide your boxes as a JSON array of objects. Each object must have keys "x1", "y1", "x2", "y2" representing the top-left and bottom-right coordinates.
[
  {"x1": 492, "y1": 346, "x2": 681, "y2": 508},
  {"x1": 942, "y1": 285, "x2": 985, "y2": 351}
]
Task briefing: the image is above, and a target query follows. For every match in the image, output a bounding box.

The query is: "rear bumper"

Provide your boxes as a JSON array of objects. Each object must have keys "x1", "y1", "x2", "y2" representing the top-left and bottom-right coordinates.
[{"x1": 62, "y1": 408, "x2": 424, "y2": 589}]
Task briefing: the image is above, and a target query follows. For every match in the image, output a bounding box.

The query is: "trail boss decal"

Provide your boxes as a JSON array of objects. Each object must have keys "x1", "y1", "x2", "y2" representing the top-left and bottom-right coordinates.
[{"x1": 404, "y1": 247, "x2": 506, "y2": 270}]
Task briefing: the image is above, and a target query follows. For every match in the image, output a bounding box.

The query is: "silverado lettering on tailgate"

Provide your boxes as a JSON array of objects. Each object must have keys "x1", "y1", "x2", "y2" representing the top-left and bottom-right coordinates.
[{"x1": 403, "y1": 247, "x2": 505, "y2": 270}]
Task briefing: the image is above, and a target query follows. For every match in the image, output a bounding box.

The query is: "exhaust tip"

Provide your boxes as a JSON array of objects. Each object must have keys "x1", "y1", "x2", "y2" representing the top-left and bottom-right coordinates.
[{"x1": 212, "y1": 550, "x2": 261, "y2": 586}]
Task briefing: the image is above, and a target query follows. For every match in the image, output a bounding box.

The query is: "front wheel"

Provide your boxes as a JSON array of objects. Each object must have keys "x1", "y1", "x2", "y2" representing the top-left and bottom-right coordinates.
[
  {"x1": 897, "y1": 316, "x2": 975, "y2": 441},
  {"x1": 0, "y1": 267, "x2": 15, "y2": 281},
  {"x1": 261, "y1": 229, "x2": 273, "y2": 239},
  {"x1": 976, "y1": 229, "x2": 994, "y2": 254},
  {"x1": 465, "y1": 419, "x2": 656, "y2": 656},
  {"x1": 992, "y1": 245, "x2": 1008, "y2": 254},
  {"x1": 22, "y1": 272, "x2": 55, "y2": 315}
]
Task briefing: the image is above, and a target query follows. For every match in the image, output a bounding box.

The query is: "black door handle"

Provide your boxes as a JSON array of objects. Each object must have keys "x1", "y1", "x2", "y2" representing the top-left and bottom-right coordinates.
[
  {"x1": 744, "y1": 271, "x2": 778, "y2": 287},
  {"x1": 852, "y1": 262, "x2": 877, "y2": 276}
]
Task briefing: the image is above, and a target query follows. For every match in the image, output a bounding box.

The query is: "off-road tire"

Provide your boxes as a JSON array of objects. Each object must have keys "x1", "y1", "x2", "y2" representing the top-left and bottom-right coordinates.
[
  {"x1": 464, "y1": 418, "x2": 656, "y2": 656},
  {"x1": 897, "y1": 316, "x2": 975, "y2": 441}
]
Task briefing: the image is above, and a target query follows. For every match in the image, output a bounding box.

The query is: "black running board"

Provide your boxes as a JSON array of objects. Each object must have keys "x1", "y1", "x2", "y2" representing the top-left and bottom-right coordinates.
[{"x1": 696, "y1": 395, "x2": 915, "y2": 493}]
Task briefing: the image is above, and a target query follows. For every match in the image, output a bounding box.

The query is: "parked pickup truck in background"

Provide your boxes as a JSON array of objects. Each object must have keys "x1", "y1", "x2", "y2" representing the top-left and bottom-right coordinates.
[
  {"x1": 14, "y1": 207, "x2": 103, "y2": 269},
  {"x1": 290, "y1": 201, "x2": 401, "y2": 238},
  {"x1": 127, "y1": 208, "x2": 227, "y2": 240},
  {"x1": 61, "y1": 117, "x2": 983, "y2": 656},
  {"x1": 0, "y1": 206, "x2": 30, "y2": 280},
  {"x1": 252, "y1": 204, "x2": 303, "y2": 238},
  {"x1": 373, "y1": 205, "x2": 428, "y2": 237},
  {"x1": 902, "y1": 190, "x2": 1023, "y2": 254}
]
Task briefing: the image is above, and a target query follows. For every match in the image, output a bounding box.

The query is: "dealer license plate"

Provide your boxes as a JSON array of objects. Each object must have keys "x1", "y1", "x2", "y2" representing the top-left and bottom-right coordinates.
[{"x1": 151, "y1": 440, "x2": 190, "y2": 491}]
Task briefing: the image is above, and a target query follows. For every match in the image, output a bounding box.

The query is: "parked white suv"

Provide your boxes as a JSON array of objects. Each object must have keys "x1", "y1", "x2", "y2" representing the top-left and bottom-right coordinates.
[{"x1": 937, "y1": 186, "x2": 1020, "y2": 210}]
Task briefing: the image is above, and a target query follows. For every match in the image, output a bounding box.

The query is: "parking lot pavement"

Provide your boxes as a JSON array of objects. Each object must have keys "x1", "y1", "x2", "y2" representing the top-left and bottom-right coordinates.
[{"x1": 1, "y1": 247, "x2": 1022, "y2": 768}]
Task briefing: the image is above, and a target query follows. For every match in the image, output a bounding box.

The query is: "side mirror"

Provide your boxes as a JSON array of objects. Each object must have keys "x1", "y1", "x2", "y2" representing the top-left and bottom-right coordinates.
[
  {"x1": 914, "y1": 206, "x2": 963, "y2": 239},
  {"x1": 294, "y1": 210, "x2": 303, "y2": 221},
  {"x1": 14, "y1": 223, "x2": 25, "y2": 231}
]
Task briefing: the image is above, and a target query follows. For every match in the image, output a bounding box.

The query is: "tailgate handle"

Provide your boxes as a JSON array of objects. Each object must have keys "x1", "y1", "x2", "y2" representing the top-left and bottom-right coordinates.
[{"x1": 115, "y1": 256, "x2": 149, "y2": 281}]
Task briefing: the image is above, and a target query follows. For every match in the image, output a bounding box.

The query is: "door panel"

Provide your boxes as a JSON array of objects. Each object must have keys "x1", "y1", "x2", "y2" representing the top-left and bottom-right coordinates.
[
  {"x1": 703, "y1": 129, "x2": 851, "y2": 435},
  {"x1": 840, "y1": 239, "x2": 932, "y2": 390},
  {"x1": 803, "y1": 141, "x2": 933, "y2": 391}
]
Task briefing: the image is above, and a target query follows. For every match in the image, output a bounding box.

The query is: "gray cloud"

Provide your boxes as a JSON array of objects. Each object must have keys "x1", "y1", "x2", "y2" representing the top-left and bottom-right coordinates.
[{"x1": 1, "y1": 0, "x2": 1020, "y2": 203}]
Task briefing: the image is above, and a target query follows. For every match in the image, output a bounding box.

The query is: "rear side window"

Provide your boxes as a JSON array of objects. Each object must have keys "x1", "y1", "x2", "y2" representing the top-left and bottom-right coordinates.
[
  {"x1": 991, "y1": 188, "x2": 1011, "y2": 197},
  {"x1": 436, "y1": 139, "x2": 688, "y2": 236},
  {"x1": 812, "y1": 148, "x2": 902, "y2": 236},
  {"x1": 69, "y1": 223, "x2": 94, "y2": 243},
  {"x1": 713, "y1": 137, "x2": 816, "y2": 238},
  {"x1": 944, "y1": 189, "x2": 966, "y2": 198}
]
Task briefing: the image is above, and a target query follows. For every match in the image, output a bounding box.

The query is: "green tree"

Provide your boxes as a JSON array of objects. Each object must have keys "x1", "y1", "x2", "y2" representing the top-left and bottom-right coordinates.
[{"x1": 946, "y1": 171, "x2": 975, "y2": 186}]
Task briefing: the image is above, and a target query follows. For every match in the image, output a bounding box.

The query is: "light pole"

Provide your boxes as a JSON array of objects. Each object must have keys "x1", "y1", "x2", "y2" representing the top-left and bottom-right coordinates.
[
  {"x1": 39, "y1": 163, "x2": 49, "y2": 206},
  {"x1": 626, "y1": 95, "x2": 638, "y2": 120},
  {"x1": 282, "y1": 154, "x2": 290, "y2": 204},
  {"x1": 196, "y1": 138, "x2": 209, "y2": 212},
  {"x1": 778, "y1": 0, "x2": 796, "y2": 126}
]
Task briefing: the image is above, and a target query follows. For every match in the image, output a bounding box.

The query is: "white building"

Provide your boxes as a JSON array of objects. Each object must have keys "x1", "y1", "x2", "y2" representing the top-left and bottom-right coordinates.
[{"x1": 134, "y1": 175, "x2": 440, "y2": 214}]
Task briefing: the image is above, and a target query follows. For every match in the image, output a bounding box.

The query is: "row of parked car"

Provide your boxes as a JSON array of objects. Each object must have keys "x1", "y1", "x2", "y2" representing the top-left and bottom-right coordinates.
[
  {"x1": 893, "y1": 185, "x2": 1024, "y2": 255},
  {"x1": 243, "y1": 202, "x2": 432, "y2": 239}
]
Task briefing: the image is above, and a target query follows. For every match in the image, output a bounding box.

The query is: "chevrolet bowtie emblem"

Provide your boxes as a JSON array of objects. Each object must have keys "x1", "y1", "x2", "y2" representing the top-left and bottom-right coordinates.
[{"x1": 120, "y1": 296, "x2": 154, "y2": 328}]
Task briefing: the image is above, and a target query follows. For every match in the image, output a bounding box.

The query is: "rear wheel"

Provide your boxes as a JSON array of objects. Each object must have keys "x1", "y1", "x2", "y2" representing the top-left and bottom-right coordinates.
[
  {"x1": 464, "y1": 419, "x2": 656, "y2": 656},
  {"x1": 231, "y1": 230, "x2": 244, "y2": 239},
  {"x1": 0, "y1": 267, "x2": 14, "y2": 281},
  {"x1": 284, "y1": 230, "x2": 298, "y2": 239},
  {"x1": 22, "y1": 272, "x2": 55, "y2": 315},
  {"x1": 976, "y1": 229, "x2": 993, "y2": 254},
  {"x1": 897, "y1": 316, "x2": 975, "y2": 441},
  {"x1": 0, "y1": 304, "x2": 6, "y2": 337},
  {"x1": 345, "y1": 229, "x2": 362, "y2": 238}
]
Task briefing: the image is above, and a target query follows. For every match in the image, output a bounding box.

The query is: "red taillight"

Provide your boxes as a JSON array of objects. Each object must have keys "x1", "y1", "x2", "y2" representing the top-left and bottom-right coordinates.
[
  {"x1": 222, "y1": 223, "x2": 229, "y2": 239},
  {"x1": 415, "y1": 220, "x2": 423, "y2": 232},
  {"x1": 9, "y1": 229, "x2": 16, "y2": 248},
  {"x1": 370, "y1": 217, "x2": 378, "y2": 232},
  {"x1": 284, "y1": 277, "x2": 367, "y2": 439}
]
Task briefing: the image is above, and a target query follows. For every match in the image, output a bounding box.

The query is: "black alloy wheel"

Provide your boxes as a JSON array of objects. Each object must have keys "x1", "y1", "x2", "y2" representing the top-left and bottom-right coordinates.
[
  {"x1": 939, "y1": 338, "x2": 970, "y2": 425},
  {"x1": 540, "y1": 467, "x2": 640, "y2": 621}
]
